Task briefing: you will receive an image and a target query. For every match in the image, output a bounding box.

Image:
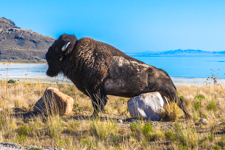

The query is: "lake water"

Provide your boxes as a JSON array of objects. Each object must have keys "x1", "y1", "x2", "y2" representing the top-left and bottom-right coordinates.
[
  {"x1": 133, "y1": 56, "x2": 225, "y2": 79},
  {"x1": 0, "y1": 64, "x2": 70, "y2": 84},
  {"x1": 0, "y1": 56, "x2": 225, "y2": 85}
]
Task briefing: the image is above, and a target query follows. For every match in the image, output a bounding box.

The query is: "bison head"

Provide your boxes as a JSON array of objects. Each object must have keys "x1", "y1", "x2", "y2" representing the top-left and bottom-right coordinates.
[{"x1": 45, "y1": 34, "x2": 77, "y2": 77}]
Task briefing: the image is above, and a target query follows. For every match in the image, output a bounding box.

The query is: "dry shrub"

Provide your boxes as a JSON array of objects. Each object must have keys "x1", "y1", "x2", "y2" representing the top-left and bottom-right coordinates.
[
  {"x1": 174, "y1": 123, "x2": 199, "y2": 149},
  {"x1": 46, "y1": 115, "x2": 63, "y2": 138},
  {"x1": 90, "y1": 119, "x2": 118, "y2": 140},
  {"x1": 161, "y1": 102, "x2": 179, "y2": 122},
  {"x1": 66, "y1": 120, "x2": 80, "y2": 134}
]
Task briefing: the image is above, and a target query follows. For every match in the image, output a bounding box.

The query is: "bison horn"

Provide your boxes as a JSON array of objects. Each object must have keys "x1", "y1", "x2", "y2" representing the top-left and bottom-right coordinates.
[{"x1": 61, "y1": 42, "x2": 71, "y2": 51}]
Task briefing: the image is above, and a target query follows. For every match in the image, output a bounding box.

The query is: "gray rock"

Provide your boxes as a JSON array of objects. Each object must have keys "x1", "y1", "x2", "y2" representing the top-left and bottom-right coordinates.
[
  {"x1": 0, "y1": 142, "x2": 66, "y2": 150},
  {"x1": 199, "y1": 118, "x2": 209, "y2": 125},
  {"x1": 127, "y1": 92, "x2": 169, "y2": 121},
  {"x1": 217, "y1": 122, "x2": 225, "y2": 125},
  {"x1": 0, "y1": 142, "x2": 21, "y2": 149},
  {"x1": 117, "y1": 119, "x2": 123, "y2": 123}
]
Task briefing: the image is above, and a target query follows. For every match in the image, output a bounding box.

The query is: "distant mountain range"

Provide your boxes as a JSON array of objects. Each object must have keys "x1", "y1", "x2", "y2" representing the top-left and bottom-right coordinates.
[
  {"x1": 126, "y1": 49, "x2": 225, "y2": 57},
  {"x1": 0, "y1": 17, "x2": 55, "y2": 63}
]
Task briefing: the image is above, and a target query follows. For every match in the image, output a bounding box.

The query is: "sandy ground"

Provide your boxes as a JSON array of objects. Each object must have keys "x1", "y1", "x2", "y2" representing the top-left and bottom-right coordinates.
[{"x1": 0, "y1": 142, "x2": 63, "y2": 150}]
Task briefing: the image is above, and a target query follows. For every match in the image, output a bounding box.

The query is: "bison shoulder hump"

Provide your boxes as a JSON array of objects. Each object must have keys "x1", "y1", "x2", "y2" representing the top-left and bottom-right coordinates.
[{"x1": 79, "y1": 37, "x2": 94, "y2": 44}]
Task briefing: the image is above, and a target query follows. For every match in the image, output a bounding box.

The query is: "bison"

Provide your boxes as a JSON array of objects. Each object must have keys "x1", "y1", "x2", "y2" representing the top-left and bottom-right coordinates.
[{"x1": 45, "y1": 34, "x2": 191, "y2": 119}]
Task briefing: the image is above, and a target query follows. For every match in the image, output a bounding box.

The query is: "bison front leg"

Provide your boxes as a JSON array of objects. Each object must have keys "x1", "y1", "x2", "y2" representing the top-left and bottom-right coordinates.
[{"x1": 89, "y1": 90, "x2": 108, "y2": 117}]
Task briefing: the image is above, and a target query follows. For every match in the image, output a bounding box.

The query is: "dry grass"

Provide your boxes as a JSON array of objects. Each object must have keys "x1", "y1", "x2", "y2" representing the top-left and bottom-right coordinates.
[{"x1": 1, "y1": 79, "x2": 225, "y2": 149}]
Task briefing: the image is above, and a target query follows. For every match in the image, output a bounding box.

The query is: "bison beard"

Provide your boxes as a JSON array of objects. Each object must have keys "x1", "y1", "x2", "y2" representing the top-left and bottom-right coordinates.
[{"x1": 46, "y1": 34, "x2": 191, "y2": 119}]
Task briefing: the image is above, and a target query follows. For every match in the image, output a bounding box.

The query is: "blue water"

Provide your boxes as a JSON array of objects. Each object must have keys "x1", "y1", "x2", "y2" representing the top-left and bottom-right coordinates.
[
  {"x1": 0, "y1": 64, "x2": 48, "y2": 78},
  {"x1": 133, "y1": 56, "x2": 225, "y2": 79},
  {"x1": 0, "y1": 57, "x2": 225, "y2": 80}
]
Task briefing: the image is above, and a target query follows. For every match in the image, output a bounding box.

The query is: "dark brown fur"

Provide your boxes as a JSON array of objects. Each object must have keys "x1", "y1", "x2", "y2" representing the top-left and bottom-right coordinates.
[{"x1": 46, "y1": 34, "x2": 191, "y2": 119}]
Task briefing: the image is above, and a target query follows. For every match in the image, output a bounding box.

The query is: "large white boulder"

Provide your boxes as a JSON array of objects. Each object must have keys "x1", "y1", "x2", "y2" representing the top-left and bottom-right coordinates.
[
  {"x1": 127, "y1": 92, "x2": 169, "y2": 121},
  {"x1": 33, "y1": 87, "x2": 74, "y2": 116}
]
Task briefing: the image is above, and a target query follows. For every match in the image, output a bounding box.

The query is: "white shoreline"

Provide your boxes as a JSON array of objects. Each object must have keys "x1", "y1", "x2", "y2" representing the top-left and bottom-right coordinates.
[
  {"x1": 171, "y1": 77, "x2": 225, "y2": 86},
  {"x1": 0, "y1": 75, "x2": 224, "y2": 86}
]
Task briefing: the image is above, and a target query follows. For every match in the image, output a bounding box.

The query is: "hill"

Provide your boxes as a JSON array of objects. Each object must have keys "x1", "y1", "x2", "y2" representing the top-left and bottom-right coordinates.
[
  {"x1": 0, "y1": 17, "x2": 55, "y2": 63},
  {"x1": 1, "y1": 17, "x2": 224, "y2": 63},
  {"x1": 126, "y1": 49, "x2": 225, "y2": 57}
]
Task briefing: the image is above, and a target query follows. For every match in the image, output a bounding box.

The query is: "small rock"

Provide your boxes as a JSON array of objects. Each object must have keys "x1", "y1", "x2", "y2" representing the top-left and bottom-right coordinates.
[
  {"x1": 217, "y1": 122, "x2": 225, "y2": 125},
  {"x1": 0, "y1": 142, "x2": 21, "y2": 149},
  {"x1": 33, "y1": 87, "x2": 74, "y2": 116},
  {"x1": 117, "y1": 119, "x2": 123, "y2": 123},
  {"x1": 199, "y1": 118, "x2": 209, "y2": 125}
]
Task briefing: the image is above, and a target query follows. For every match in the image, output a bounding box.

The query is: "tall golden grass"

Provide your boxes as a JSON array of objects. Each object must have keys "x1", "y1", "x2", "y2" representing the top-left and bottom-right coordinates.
[{"x1": 0, "y1": 79, "x2": 225, "y2": 149}]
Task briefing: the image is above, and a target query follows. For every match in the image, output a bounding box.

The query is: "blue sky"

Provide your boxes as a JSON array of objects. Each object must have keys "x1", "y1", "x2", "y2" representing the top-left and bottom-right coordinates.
[{"x1": 1, "y1": 0, "x2": 225, "y2": 52}]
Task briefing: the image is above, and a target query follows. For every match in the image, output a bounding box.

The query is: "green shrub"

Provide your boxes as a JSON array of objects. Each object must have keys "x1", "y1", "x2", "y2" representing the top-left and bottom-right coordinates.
[
  {"x1": 15, "y1": 134, "x2": 27, "y2": 143},
  {"x1": 17, "y1": 125, "x2": 29, "y2": 136},
  {"x1": 0, "y1": 117, "x2": 5, "y2": 131},
  {"x1": 46, "y1": 117, "x2": 63, "y2": 138},
  {"x1": 73, "y1": 103, "x2": 84, "y2": 112},
  {"x1": 165, "y1": 130, "x2": 173, "y2": 140},
  {"x1": 207, "y1": 100, "x2": 217, "y2": 111},
  {"x1": 142, "y1": 122, "x2": 152, "y2": 137},
  {"x1": 177, "y1": 92, "x2": 184, "y2": 99},
  {"x1": 202, "y1": 114, "x2": 207, "y2": 119},
  {"x1": 130, "y1": 123, "x2": 140, "y2": 132},
  {"x1": 179, "y1": 95, "x2": 184, "y2": 99},
  {"x1": 218, "y1": 136, "x2": 225, "y2": 149},
  {"x1": 214, "y1": 144, "x2": 221, "y2": 150},
  {"x1": 80, "y1": 139, "x2": 93, "y2": 149},
  {"x1": 56, "y1": 138, "x2": 70, "y2": 149},
  {"x1": 195, "y1": 94, "x2": 205, "y2": 100},
  {"x1": 90, "y1": 119, "x2": 117, "y2": 140},
  {"x1": 129, "y1": 122, "x2": 142, "y2": 140},
  {"x1": 208, "y1": 133, "x2": 215, "y2": 141},
  {"x1": 8, "y1": 79, "x2": 15, "y2": 83},
  {"x1": 112, "y1": 134, "x2": 123, "y2": 145},
  {"x1": 174, "y1": 123, "x2": 198, "y2": 149},
  {"x1": 177, "y1": 144, "x2": 188, "y2": 150},
  {"x1": 67, "y1": 120, "x2": 80, "y2": 133},
  {"x1": 194, "y1": 101, "x2": 201, "y2": 111}
]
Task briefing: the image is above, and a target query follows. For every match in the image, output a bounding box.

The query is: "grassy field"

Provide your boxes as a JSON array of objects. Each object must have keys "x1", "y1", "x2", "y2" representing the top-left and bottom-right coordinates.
[{"x1": 0, "y1": 79, "x2": 225, "y2": 150}]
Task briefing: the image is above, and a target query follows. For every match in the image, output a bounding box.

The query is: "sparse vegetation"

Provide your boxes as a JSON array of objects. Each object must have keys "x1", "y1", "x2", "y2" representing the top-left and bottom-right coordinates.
[
  {"x1": 0, "y1": 79, "x2": 225, "y2": 149},
  {"x1": 195, "y1": 94, "x2": 205, "y2": 100},
  {"x1": 207, "y1": 100, "x2": 217, "y2": 111},
  {"x1": 194, "y1": 101, "x2": 201, "y2": 111}
]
